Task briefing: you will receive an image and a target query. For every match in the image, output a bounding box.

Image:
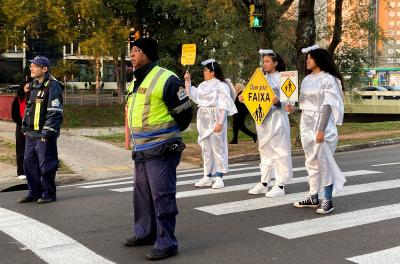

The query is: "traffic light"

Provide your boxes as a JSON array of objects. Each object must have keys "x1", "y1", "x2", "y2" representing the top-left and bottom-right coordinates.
[{"x1": 249, "y1": 2, "x2": 263, "y2": 28}]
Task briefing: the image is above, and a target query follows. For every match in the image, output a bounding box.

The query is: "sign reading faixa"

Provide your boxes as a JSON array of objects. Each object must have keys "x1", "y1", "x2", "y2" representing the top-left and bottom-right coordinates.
[{"x1": 242, "y1": 68, "x2": 276, "y2": 125}]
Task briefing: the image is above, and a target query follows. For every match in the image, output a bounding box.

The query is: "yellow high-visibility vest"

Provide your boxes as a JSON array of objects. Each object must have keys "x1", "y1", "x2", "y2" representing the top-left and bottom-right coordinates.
[{"x1": 126, "y1": 66, "x2": 180, "y2": 150}]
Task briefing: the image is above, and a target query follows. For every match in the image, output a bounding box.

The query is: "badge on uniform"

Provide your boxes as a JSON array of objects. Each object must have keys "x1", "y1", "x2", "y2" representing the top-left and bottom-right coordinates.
[
  {"x1": 177, "y1": 87, "x2": 188, "y2": 101},
  {"x1": 51, "y1": 99, "x2": 60, "y2": 107}
]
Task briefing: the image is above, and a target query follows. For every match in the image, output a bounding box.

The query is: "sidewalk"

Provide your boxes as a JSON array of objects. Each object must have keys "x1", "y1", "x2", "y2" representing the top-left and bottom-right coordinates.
[{"x1": 0, "y1": 121, "x2": 198, "y2": 189}]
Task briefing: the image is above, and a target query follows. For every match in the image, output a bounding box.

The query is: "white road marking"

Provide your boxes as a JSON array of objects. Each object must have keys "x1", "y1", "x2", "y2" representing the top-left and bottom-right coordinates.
[
  {"x1": 371, "y1": 162, "x2": 400, "y2": 167},
  {"x1": 347, "y1": 246, "x2": 400, "y2": 264},
  {"x1": 196, "y1": 171, "x2": 391, "y2": 215},
  {"x1": 260, "y1": 203, "x2": 400, "y2": 239},
  {"x1": 0, "y1": 207, "x2": 115, "y2": 264}
]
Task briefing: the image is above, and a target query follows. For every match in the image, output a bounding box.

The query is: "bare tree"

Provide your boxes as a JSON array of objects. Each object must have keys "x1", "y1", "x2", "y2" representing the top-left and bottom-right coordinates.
[{"x1": 328, "y1": 0, "x2": 344, "y2": 54}]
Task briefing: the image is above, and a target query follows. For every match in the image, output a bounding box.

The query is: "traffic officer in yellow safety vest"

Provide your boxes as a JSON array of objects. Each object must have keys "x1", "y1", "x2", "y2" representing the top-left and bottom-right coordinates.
[
  {"x1": 18, "y1": 56, "x2": 64, "y2": 204},
  {"x1": 123, "y1": 38, "x2": 193, "y2": 261}
]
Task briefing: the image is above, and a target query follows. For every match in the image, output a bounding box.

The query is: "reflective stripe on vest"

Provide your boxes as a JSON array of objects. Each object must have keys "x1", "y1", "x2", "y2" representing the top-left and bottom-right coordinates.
[
  {"x1": 33, "y1": 102, "x2": 41, "y2": 131},
  {"x1": 127, "y1": 66, "x2": 180, "y2": 150}
]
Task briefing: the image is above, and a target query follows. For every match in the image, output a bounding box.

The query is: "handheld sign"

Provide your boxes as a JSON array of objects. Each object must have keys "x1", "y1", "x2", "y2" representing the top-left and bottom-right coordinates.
[
  {"x1": 181, "y1": 44, "x2": 197, "y2": 66},
  {"x1": 279, "y1": 71, "x2": 298, "y2": 102},
  {"x1": 242, "y1": 68, "x2": 276, "y2": 125}
]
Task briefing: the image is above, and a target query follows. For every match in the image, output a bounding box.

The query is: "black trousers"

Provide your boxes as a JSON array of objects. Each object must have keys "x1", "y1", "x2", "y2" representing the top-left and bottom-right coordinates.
[
  {"x1": 15, "y1": 125, "x2": 25, "y2": 176},
  {"x1": 231, "y1": 114, "x2": 257, "y2": 142}
]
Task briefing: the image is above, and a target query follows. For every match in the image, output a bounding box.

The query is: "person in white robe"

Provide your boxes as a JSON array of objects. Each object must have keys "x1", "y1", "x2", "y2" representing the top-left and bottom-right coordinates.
[
  {"x1": 184, "y1": 59, "x2": 237, "y2": 189},
  {"x1": 243, "y1": 50, "x2": 293, "y2": 197},
  {"x1": 288, "y1": 45, "x2": 346, "y2": 215}
]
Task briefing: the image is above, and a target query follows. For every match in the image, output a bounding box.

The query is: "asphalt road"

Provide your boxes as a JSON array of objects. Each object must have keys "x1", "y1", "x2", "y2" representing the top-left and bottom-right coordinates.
[{"x1": 0, "y1": 144, "x2": 400, "y2": 264}]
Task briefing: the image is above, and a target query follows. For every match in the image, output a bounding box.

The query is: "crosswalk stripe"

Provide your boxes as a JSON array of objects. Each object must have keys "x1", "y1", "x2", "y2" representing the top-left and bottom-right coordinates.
[
  {"x1": 0, "y1": 207, "x2": 115, "y2": 264},
  {"x1": 371, "y1": 162, "x2": 400, "y2": 167},
  {"x1": 196, "y1": 171, "x2": 396, "y2": 215},
  {"x1": 77, "y1": 166, "x2": 307, "y2": 189},
  {"x1": 178, "y1": 163, "x2": 247, "y2": 174},
  {"x1": 346, "y1": 246, "x2": 400, "y2": 264},
  {"x1": 259, "y1": 203, "x2": 400, "y2": 239},
  {"x1": 177, "y1": 166, "x2": 306, "y2": 178},
  {"x1": 110, "y1": 170, "x2": 381, "y2": 196},
  {"x1": 62, "y1": 177, "x2": 132, "y2": 188}
]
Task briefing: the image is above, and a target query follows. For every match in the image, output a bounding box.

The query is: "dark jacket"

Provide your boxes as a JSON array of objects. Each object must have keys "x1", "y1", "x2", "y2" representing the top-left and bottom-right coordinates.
[{"x1": 22, "y1": 73, "x2": 64, "y2": 138}]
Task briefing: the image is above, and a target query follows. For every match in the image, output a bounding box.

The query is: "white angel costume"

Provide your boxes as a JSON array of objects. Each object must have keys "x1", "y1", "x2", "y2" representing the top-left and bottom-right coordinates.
[
  {"x1": 299, "y1": 71, "x2": 346, "y2": 195},
  {"x1": 256, "y1": 71, "x2": 293, "y2": 187},
  {"x1": 188, "y1": 78, "x2": 237, "y2": 177}
]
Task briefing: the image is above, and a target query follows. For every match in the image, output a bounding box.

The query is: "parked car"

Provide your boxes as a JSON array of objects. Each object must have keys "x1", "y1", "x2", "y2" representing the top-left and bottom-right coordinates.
[
  {"x1": 6, "y1": 84, "x2": 20, "y2": 93},
  {"x1": 360, "y1": 86, "x2": 388, "y2": 99},
  {"x1": 380, "y1": 85, "x2": 400, "y2": 99}
]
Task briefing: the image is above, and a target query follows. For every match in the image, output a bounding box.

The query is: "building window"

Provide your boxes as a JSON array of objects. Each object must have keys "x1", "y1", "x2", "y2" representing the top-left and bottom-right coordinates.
[
  {"x1": 390, "y1": 12, "x2": 395, "y2": 17},
  {"x1": 389, "y1": 21, "x2": 395, "y2": 26}
]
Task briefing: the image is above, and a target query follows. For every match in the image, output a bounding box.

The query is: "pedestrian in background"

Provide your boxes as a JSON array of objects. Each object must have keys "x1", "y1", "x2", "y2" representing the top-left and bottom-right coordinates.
[
  {"x1": 289, "y1": 45, "x2": 346, "y2": 215},
  {"x1": 11, "y1": 79, "x2": 31, "y2": 180},
  {"x1": 123, "y1": 38, "x2": 192, "y2": 261},
  {"x1": 184, "y1": 59, "x2": 237, "y2": 189},
  {"x1": 243, "y1": 50, "x2": 293, "y2": 197},
  {"x1": 18, "y1": 56, "x2": 63, "y2": 204},
  {"x1": 229, "y1": 83, "x2": 257, "y2": 144}
]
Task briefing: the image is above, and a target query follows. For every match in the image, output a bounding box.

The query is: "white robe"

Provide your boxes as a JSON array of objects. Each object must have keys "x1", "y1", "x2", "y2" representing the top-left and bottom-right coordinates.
[
  {"x1": 299, "y1": 71, "x2": 346, "y2": 195},
  {"x1": 189, "y1": 78, "x2": 237, "y2": 176},
  {"x1": 256, "y1": 71, "x2": 293, "y2": 186}
]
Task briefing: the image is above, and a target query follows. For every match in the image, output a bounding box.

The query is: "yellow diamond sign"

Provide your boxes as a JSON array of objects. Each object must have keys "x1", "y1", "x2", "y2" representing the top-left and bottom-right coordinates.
[
  {"x1": 242, "y1": 68, "x2": 276, "y2": 125},
  {"x1": 281, "y1": 78, "x2": 296, "y2": 98}
]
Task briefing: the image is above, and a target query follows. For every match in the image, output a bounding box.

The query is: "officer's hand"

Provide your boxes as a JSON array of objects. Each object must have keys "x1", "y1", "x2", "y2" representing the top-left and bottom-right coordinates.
[
  {"x1": 184, "y1": 71, "x2": 191, "y2": 81},
  {"x1": 41, "y1": 137, "x2": 48, "y2": 142},
  {"x1": 214, "y1": 123, "x2": 223, "y2": 133},
  {"x1": 316, "y1": 130, "x2": 324, "y2": 143}
]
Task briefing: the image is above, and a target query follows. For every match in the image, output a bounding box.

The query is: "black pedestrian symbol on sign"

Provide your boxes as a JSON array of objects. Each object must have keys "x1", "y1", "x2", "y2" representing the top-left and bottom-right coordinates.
[
  {"x1": 282, "y1": 78, "x2": 296, "y2": 98},
  {"x1": 253, "y1": 104, "x2": 264, "y2": 123}
]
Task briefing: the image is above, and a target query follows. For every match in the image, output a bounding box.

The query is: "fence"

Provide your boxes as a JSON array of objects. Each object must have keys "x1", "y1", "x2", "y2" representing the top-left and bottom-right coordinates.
[{"x1": 63, "y1": 91, "x2": 123, "y2": 106}]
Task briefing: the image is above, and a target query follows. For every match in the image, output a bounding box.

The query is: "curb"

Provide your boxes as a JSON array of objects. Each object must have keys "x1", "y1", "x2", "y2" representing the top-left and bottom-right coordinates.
[{"x1": 228, "y1": 137, "x2": 400, "y2": 163}]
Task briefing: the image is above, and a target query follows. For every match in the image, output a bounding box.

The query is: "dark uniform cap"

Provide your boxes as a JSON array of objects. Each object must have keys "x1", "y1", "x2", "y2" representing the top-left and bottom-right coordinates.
[
  {"x1": 132, "y1": 38, "x2": 159, "y2": 61},
  {"x1": 29, "y1": 56, "x2": 50, "y2": 68}
]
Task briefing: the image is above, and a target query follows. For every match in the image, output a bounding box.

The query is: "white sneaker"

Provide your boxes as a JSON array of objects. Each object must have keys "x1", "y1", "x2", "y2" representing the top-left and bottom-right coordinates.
[
  {"x1": 248, "y1": 182, "x2": 268, "y2": 195},
  {"x1": 17, "y1": 175, "x2": 26, "y2": 180},
  {"x1": 212, "y1": 177, "x2": 224, "y2": 189},
  {"x1": 266, "y1": 186, "x2": 285, "y2": 198},
  {"x1": 194, "y1": 177, "x2": 213, "y2": 187}
]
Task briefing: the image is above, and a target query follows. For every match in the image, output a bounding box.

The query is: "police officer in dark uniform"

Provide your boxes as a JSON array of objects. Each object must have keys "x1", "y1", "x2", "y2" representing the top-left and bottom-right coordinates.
[
  {"x1": 18, "y1": 56, "x2": 63, "y2": 204},
  {"x1": 123, "y1": 38, "x2": 192, "y2": 261}
]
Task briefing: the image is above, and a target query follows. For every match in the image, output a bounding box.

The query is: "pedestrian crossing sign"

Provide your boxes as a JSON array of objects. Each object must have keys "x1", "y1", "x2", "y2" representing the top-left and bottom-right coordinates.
[
  {"x1": 242, "y1": 68, "x2": 276, "y2": 125},
  {"x1": 181, "y1": 44, "x2": 197, "y2": 66},
  {"x1": 279, "y1": 71, "x2": 298, "y2": 102}
]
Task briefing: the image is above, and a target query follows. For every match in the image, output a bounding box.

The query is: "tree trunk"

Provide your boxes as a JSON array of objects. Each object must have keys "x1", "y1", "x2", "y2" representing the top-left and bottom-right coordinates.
[
  {"x1": 295, "y1": 0, "x2": 316, "y2": 77},
  {"x1": 112, "y1": 56, "x2": 122, "y2": 103},
  {"x1": 95, "y1": 58, "x2": 101, "y2": 94},
  {"x1": 328, "y1": 0, "x2": 344, "y2": 55}
]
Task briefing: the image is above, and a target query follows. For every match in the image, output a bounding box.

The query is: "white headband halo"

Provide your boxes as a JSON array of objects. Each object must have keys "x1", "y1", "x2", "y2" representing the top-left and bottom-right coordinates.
[
  {"x1": 301, "y1": 45, "x2": 320, "y2": 54},
  {"x1": 201, "y1": 59, "x2": 216, "y2": 71},
  {"x1": 259, "y1": 49, "x2": 276, "y2": 56}
]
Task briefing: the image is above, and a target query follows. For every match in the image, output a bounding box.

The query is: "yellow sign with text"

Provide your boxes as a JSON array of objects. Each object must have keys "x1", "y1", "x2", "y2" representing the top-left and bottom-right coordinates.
[
  {"x1": 279, "y1": 71, "x2": 298, "y2": 102},
  {"x1": 181, "y1": 44, "x2": 197, "y2": 66},
  {"x1": 242, "y1": 68, "x2": 276, "y2": 125}
]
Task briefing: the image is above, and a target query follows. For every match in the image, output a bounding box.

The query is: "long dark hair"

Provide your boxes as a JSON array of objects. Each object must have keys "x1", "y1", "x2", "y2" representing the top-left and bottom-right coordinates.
[
  {"x1": 263, "y1": 53, "x2": 286, "y2": 72},
  {"x1": 307, "y1": 49, "x2": 345, "y2": 90},
  {"x1": 204, "y1": 61, "x2": 225, "y2": 83}
]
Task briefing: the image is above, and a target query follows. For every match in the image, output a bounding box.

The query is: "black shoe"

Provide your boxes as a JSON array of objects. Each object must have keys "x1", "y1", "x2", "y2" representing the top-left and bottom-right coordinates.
[
  {"x1": 37, "y1": 197, "x2": 56, "y2": 204},
  {"x1": 229, "y1": 140, "x2": 238, "y2": 144},
  {"x1": 294, "y1": 195, "x2": 320, "y2": 208},
  {"x1": 123, "y1": 236, "x2": 155, "y2": 247},
  {"x1": 252, "y1": 135, "x2": 257, "y2": 143},
  {"x1": 316, "y1": 199, "x2": 334, "y2": 215},
  {"x1": 18, "y1": 196, "x2": 38, "y2": 203},
  {"x1": 145, "y1": 248, "x2": 178, "y2": 261}
]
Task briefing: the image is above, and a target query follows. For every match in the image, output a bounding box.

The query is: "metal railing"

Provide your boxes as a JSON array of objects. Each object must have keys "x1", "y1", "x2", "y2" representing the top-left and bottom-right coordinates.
[{"x1": 63, "y1": 91, "x2": 123, "y2": 106}]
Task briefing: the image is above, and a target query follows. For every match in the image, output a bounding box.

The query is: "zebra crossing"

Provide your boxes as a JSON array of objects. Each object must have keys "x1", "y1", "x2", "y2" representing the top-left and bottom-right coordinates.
[{"x1": 65, "y1": 161, "x2": 400, "y2": 263}]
